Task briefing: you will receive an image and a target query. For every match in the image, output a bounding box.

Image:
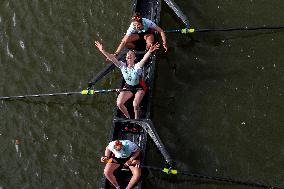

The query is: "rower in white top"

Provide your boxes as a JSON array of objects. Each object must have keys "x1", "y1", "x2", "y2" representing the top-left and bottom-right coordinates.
[
  {"x1": 101, "y1": 140, "x2": 141, "y2": 189},
  {"x1": 114, "y1": 12, "x2": 167, "y2": 56},
  {"x1": 94, "y1": 41, "x2": 160, "y2": 119}
]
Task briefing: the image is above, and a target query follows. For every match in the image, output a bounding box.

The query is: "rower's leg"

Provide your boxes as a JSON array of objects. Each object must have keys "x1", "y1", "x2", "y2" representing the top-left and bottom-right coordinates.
[
  {"x1": 117, "y1": 91, "x2": 133, "y2": 118},
  {"x1": 144, "y1": 34, "x2": 154, "y2": 49},
  {"x1": 133, "y1": 90, "x2": 145, "y2": 119},
  {"x1": 104, "y1": 162, "x2": 121, "y2": 188},
  {"x1": 127, "y1": 163, "x2": 141, "y2": 189},
  {"x1": 124, "y1": 34, "x2": 140, "y2": 49}
]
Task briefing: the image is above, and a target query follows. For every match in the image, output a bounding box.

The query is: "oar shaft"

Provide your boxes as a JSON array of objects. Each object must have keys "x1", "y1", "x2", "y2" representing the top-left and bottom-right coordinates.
[
  {"x1": 143, "y1": 166, "x2": 283, "y2": 189},
  {"x1": 81, "y1": 88, "x2": 142, "y2": 94},
  {"x1": 102, "y1": 160, "x2": 284, "y2": 189},
  {"x1": 165, "y1": 26, "x2": 284, "y2": 33},
  {"x1": 163, "y1": 0, "x2": 190, "y2": 27},
  {"x1": 88, "y1": 51, "x2": 124, "y2": 89},
  {"x1": 88, "y1": 63, "x2": 115, "y2": 88},
  {"x1": 0, "y1": 92, "x2": 81, "y2": 100},
  {"x1": 195, "y1": 26, "x2": 284, "y2": 32},
  {"x1": 178, "y1": 172, "x2": 280, "y2": 189},
  {"x1": 0, "y1": 88, "x2": 142, "y2": 101}
]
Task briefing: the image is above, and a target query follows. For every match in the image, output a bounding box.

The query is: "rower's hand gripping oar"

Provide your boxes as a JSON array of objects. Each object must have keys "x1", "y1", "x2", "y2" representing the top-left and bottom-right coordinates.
[
  {"x1": 0, "y1": 88, "x2": 142, "y2": 101},
  {"x1": 165, "y1": 26, "x2": 284, "y2": 34}
]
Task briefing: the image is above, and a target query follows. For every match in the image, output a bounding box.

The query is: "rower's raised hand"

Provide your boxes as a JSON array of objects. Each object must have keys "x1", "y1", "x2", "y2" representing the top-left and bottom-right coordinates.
[
  {"x1": 149, "y1": 42, "x2": 160, "y2": 52},
  {"x1": 94, "y1": 41, "x2": 104, "y2": 52}
]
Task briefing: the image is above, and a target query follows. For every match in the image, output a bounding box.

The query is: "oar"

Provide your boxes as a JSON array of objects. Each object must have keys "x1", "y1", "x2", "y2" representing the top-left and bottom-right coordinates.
[
  {"x1": 140, "y1": 165, "x2": 284, "y2": 189},
  {"x1": 165, "y1": 26, "x2": 284, "y2": 34},
  {"x1": 0, "y1": 88, "x2": 141, "y2": 101},
  {"x1": 88, "y1": 63, "x2": 115, "y2": 89},
  {"x1": 87, "y1": 49, "x2": 126, "y2": 89},
  {"x1": 163, "y1": 0, "x2": 190, "y2": 27},
  {"x1": 101, "y1": 159, "x2": 283, "y2": 189},
  {"x1": 114, "y1": 118, "x2": 174, "y2": 166}
]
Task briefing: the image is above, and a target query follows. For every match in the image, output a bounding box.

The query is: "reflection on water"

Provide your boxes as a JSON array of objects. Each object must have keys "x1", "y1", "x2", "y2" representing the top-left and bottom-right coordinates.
[{"x1": 0, "y1": 0, "x2": 284, "y2": 188}]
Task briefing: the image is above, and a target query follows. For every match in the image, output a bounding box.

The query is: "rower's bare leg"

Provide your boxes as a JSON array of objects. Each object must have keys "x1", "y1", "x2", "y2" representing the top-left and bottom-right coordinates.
[
  {"x1": 104, "y1": 162, "x2": 121, "y2": 188},
  {"x1": 133, "y1": 90, "x2": 145, "y2": 119},
  {"x1": 125, "y1": 34, "x2": 140, "y2": 49},
  {"x1": 127, "y1": 163, "x2": 141, "y2": 189},
  {"x1": 117, "y1": 91, "x2": 133, "y2": 118},
  {"x1": 144, "y1": 34, "x2": 154, "y2": 49}
]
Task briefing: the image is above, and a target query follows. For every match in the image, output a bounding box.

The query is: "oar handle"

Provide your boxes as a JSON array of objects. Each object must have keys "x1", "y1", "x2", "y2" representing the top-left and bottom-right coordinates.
[{"x1": 165, "y1": 28, "x2": 195, "y2": 33}]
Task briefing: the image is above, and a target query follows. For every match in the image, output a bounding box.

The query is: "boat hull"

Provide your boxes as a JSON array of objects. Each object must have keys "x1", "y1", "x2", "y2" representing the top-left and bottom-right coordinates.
[{"x1": 101, "y1": 0, "x2": 161, "y2": 188}]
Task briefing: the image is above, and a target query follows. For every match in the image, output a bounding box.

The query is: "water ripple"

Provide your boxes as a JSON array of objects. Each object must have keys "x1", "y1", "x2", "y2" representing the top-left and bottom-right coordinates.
[
  {"x1": 6, "y1": 43, "x2": 14, "y2": 58},
  {"x1": 19, "y1": 40, "x2": 25, "y2": 49},
  {"x1": 12, "y1": 12, "x2": 16, "y2": 27}
]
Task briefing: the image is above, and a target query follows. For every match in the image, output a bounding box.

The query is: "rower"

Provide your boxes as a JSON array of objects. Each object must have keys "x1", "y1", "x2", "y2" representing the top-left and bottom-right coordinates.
[
  {"x1": 94, "y1": 41, "x2": 160, "y2": 119},
  {"x1": 101, "y1": 140, "x2": 141, "y2": 189},
  {"x1": 114, "y1": 12, "x2": 167, "y2": 55}
]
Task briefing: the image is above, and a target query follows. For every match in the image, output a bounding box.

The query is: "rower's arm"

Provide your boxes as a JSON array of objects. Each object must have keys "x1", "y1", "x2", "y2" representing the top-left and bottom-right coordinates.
[
  {"x1": 154, "y1": 26, "x2": 167, "y2": 46},
  {"x1": 95, "y1": 41, "x2": 121, "y2": 67},
  {"x1": 137, "y1": 42, "x2": 160, "y2": 68},
  {"x1": 101, "y1": 50, "x2": 121, "y2": 67},
  {"x1": 137, "y1": 50, "x2": 152, "y2": 68},
  {"x1": 130, "y1": 149, "x2": 140, "y2": 161},
  {"x1": 104, "y1": 148, "x2": 112, "y2": 158},
  {"x1": 154, "y1": 26, "x2": 167, "y2": 51}
]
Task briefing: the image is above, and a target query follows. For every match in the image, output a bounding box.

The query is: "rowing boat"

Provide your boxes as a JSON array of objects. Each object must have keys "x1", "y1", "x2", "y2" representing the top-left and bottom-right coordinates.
[
  {"x1": 98, "y1": 0, "x2": 192, "y2": 188},
  {"x1": 100, "y1": 0, "x2": 162, "y2": 188}
]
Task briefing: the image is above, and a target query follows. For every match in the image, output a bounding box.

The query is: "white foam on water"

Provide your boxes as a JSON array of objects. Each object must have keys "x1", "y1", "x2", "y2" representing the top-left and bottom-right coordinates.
[
  {"x1": 15, "y1": 144, "x2": 19, "y2": 153},
  {"x1": 82, "y1": 17, "x2": 87, "y2": 24},
  {"x1": 6, "y1": 43, "x2": 14, "y2": 58},
  {"x1": 69, "y1": 144, "x2": 73, "y2": 154},
  {"x1": 62, "y1": 155, "x2": 67, "y2": 162},
  {"x1": 59, "y1": 44, "x2": 64, "y2": 54},
  {"x1": 13, "y1": 12, "x2": 16, "y2": 27},
  {"x1": 43, "y1": 133, "x2": 48, "y2": 140},
  {"x1": 15, "y1": 143, "x2": 22, "y2": 158},
  {"x1": 19, "y1": 40, "x2": 25, "y2": 49},
  {"x1": 73, "y1": 110, "x2": 80, "y2": 118},
  {"x1": 42, "y1": 61, "x2": 51, "y2": 72}
]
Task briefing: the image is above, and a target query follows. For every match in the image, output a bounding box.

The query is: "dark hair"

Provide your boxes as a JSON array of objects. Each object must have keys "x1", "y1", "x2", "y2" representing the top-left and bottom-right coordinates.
[{"x1": 131, "y1": 12, "x2": 142, "y2": 23}]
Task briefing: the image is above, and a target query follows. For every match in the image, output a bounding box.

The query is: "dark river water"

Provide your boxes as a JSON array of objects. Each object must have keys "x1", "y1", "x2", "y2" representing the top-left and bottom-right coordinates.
[{"x1": 1, "y1": 0, "x2": 284, "y2": 189}]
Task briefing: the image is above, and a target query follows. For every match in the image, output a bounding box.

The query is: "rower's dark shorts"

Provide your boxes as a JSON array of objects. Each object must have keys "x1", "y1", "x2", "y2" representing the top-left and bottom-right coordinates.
[
  {"x1": 137, "y1": 29, "x2": 155, "y2": 40},
  {"x1": 133, "y1": 29, "x2": 155, "y2": 50},
  {"x1": 124, "y1": 80, "x2": 147, "y2": 94},
  {"x1": 113, "y1": 154, "x2": 140, "y2": 165}
]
